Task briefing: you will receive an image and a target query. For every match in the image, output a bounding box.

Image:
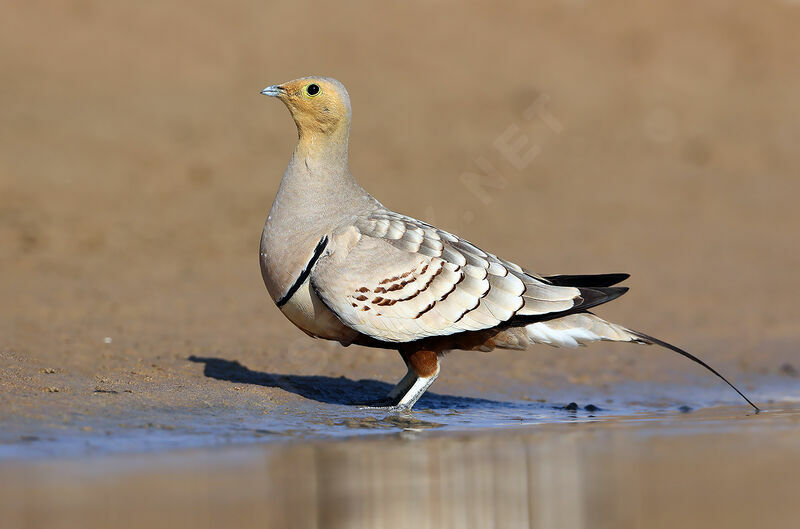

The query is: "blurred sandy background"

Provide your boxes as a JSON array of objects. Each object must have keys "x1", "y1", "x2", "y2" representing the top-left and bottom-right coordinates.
[
  {"x1": 2, "y1": 0, "x2": 800, "y2": 424},
  {"x1": 2, "y1": 2, "x2": 800, "y2": 528}
]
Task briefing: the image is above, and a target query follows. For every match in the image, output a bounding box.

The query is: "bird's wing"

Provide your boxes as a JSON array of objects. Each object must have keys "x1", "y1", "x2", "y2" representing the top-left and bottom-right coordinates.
[{"x1": 310, "y1": 210, "x2": 619, "y2": 343}]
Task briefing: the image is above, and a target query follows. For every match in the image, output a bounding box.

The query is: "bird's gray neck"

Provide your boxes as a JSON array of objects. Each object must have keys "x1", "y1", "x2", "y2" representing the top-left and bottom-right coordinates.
[
  {"x1": 276, "y1": 148, "x2": 370, "y2": 220},
  {"x1": 260, "y1": 143, "x2": 377, "y2": 302}
]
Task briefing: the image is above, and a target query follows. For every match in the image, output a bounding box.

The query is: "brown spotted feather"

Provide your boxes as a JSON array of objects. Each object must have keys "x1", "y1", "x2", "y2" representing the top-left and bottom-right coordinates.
[{"x1": 310, "y1": 209, "x2": 585, "y2": 343}]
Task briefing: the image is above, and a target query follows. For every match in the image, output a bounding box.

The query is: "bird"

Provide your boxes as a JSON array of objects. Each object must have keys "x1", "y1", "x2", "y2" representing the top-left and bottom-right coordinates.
[{"x1": 258, "y1": 76, "x2": 759, "y2": 413}]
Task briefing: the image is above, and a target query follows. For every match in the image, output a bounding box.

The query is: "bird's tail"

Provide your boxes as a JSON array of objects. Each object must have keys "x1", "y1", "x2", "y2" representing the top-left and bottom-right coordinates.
[
  {"x1": 516, "y1": 313, "x2": 759, "y2": 412},
  {"x1": 625, "y1": 329, "x2": 760, "y2": 413}
]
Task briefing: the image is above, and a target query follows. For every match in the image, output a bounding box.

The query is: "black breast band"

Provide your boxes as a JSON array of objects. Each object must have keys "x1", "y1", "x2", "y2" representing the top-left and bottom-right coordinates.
[{"x1": 276, "y1": 235, "x2": 329, "y2": 307}]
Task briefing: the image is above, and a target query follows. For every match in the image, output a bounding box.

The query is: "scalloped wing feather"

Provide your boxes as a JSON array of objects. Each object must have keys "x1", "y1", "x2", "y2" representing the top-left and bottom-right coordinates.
[{"x1": 309, "y1": 210, "x2": 587, "y2": 343}]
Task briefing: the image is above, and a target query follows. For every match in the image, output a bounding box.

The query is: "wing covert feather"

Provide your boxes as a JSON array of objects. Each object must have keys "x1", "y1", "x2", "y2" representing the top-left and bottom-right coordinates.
[{"x1": 310, "y1": 210, "x2": 583, "y2": 343}]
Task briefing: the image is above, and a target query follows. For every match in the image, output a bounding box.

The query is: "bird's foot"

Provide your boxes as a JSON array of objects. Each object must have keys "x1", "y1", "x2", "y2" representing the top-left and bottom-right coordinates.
[{"x1": 358, "y1": 397, "x2": 410, "y2": 412}]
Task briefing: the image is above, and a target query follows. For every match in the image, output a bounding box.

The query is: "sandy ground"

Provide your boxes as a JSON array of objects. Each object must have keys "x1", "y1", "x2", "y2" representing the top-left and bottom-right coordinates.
[{"x1": 1, "y1": 0, "x2": 799, "y2": 526}]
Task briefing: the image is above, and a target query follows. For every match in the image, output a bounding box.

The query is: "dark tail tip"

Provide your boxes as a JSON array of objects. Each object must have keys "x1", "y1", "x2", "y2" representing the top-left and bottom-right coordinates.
[
  {"x1": 630, "y1": 330, "x2": 760, "y2": 413},
  {"x1": 544, "y1": 273, "x2": 631, "y2": 288},
  {"x1": 576, "y1": 286, "x2": 629, "y2": 312}
]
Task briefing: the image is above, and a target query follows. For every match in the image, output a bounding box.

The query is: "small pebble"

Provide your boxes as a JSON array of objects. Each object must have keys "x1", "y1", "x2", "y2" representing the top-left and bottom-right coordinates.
[
  {"x1": 678, "y1": 405, "x2": 692, "y2": 413},
  {"x1": 584, "y1": 404, "x2": 600, "y2": 412},
  {"x1": 564, "y1": 402, "x2": 579, "y2": 411}
]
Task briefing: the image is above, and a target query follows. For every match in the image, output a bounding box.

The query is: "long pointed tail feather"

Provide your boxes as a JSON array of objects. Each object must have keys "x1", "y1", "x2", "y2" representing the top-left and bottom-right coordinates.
[
  {"x1": 628, "y1": 330, "x2": 760, "y2": 413},
  {"x1": 508, "y1": 312, "x2": 759, "y2": 412}
]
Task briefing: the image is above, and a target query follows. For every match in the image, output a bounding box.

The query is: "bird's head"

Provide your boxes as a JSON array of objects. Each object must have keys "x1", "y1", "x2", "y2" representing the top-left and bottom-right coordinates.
[{"x1": 261, "y1": 76, "x2": 352, "y2": 141}]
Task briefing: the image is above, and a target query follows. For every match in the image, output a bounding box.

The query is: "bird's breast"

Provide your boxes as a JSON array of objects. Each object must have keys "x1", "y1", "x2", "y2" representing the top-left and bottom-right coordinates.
[{"x1": 275, "y1": 276, "x2": 359, "y2": 345}]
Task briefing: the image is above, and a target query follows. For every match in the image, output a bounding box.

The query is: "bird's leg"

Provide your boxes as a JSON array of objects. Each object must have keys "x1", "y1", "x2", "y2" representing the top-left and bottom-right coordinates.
[
  {"x1": 385, "y1": 361, "x2": 417, "y2": 400},
  {"x1": 392, "y1": 350, "x2": 440, "y2": 411},
  {"x1": 359, "y1": 357, "x2": 416, "y2": 408},
  {"x1": 359, "y1": 350, "x2": 440, "y2": 411}
]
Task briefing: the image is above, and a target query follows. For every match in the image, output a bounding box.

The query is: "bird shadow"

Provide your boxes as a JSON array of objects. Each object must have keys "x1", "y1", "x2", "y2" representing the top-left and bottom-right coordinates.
[{"x1": 188, "y1": 355, "x2": 505, "y2": 410}]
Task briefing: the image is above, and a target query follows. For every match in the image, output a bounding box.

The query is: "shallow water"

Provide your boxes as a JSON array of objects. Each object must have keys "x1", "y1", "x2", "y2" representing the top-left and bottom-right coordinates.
[
  {"x1": 2, "y1": 375, "x2": 799, "y2": 529},
  {"x1": 2, "y1": 374, "x2": 797, "y2": 460},
  {"x1": 2, "y1": 402, "x2": 799, "y2": 529}
]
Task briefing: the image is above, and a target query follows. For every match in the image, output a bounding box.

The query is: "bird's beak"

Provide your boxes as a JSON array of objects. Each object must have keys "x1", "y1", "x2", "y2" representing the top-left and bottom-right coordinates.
[{"x1": 260, "y1": 85, "x2": 285, "y2": 97}]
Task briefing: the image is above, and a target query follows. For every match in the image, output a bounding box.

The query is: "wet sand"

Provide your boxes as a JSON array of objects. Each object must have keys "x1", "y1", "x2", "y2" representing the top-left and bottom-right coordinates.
[{"x1": 2, "y1": 0, "x2": 800, "y2": 526}]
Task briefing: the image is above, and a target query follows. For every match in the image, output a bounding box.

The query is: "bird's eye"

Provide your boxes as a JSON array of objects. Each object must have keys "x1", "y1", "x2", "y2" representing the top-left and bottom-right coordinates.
[{"x1": 306, "y1": 83, "x2": 320, "y2": 97}]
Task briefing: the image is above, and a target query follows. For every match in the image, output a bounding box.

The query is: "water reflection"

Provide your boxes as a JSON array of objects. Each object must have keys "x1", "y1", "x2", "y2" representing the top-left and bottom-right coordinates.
[
  {"x1": 249, "y1": 409, "x2": 794, "y2": 529},
  {"x1": 2, "y1": 408, "x2": 798, "y2": 529}
]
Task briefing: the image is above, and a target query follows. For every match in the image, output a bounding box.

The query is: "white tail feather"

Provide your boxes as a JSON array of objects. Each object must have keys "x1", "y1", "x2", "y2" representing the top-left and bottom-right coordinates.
[{"x1": 524, "y1": 313, "x2": 638, "y2": 348}]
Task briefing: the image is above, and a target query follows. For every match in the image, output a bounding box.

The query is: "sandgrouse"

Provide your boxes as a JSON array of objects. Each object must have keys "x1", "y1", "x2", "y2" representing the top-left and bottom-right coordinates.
[{"x1": 258, "y1": 76, "x2": 758, "y2": 412}]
